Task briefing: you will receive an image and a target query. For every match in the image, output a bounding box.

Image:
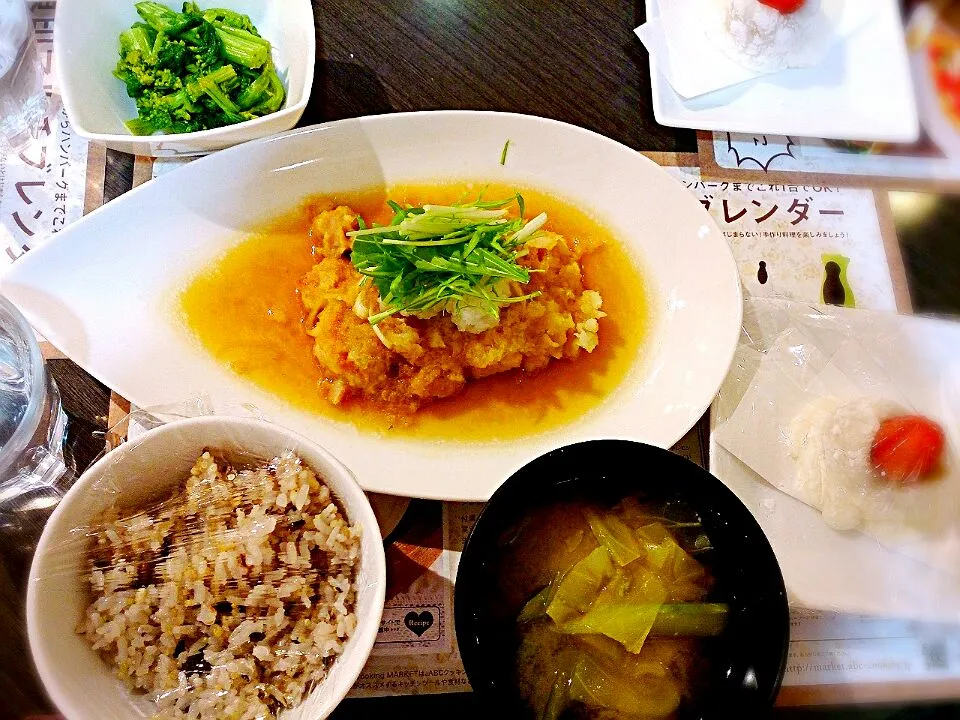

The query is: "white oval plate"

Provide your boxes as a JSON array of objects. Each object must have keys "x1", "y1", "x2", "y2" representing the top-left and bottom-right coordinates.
[{"x1": 1, "y1": 112, "x2": 742, "y2": 501}]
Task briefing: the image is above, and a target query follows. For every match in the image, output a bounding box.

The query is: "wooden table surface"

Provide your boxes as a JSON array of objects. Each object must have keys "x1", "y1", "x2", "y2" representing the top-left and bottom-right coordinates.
[{"x1": 5, "y1": 1, "x2": 960, "y2": 718}]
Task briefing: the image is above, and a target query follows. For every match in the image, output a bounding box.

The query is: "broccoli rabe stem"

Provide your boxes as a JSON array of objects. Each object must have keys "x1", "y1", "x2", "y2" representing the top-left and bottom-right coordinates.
[
  {"x1": 257, "y1": 69, "x2": 286, "y2": 114},
  {"x1": 185, "y1": 63, "x2": 236, "y2": 100},
  {"x1": 203, "y1": 8, "x2": 258, "y2": 34},
  {"x1": 150, "y1": 30, "x2": 168, "y2": 61},
  {"x1": 124, "y1": 117, "x2": 157, "y2": 136},
  {"x1": 214, "y1": 25, "x2": 271, "y2": 69},
  {"x1": 242, "y1": 68, "x2": 285, "y2": 115},
  {"x1": 119, "y1": 26, "x2": 154, "y2": 57},
  {"x1": 194, "y1": 67, "x2": 243, "y2": 120},
  {"x1": 178, "y1": 26, "x2": 202, "y2": 47},
  {"x1": 235, "y1": 66, "x2": 273, "y2": 110},
  {"x1": 135, "y1": 1, "x2": 193, "y2": 35}
]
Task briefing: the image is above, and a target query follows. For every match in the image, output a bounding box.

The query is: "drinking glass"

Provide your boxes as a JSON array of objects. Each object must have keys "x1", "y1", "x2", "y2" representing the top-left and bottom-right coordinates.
[
  {"x1": 0, "y1": 0, "x2": 47, "y2": 153},
  {"x1": 0, "y1": 296, "x2": 68, "y2": 560}
]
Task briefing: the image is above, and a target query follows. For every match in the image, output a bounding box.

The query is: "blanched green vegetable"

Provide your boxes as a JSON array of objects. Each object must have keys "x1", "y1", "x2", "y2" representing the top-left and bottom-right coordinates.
[
  {"x1": 651, "y1": 603, "x2": 729, "y2": 637},
  {"x1": 576, "y1": 634, "x2": 672, "y2": 680},
  {"x1": 545, "y1": 546, "x2": 616, "y2": 624},
  {"x1": 637, "y1": 522, "x2": 707, "y2": 584},
  {"x1": 518, "y1": 580, "x2": 557, "y2": 624},
  {"x1": 560, "y1": 566, "x2": 666, "y2": 653},
  {"x1": 541, "y1": 651, "x2": 575, "y2": 720},
  {"x1": 114, "y1": 1, "x2": 286, "y2": 135},
  {"x1": 585, "y1": 507, "x2": 643, "y2": 566},
  {"x1": 569, "y1": 653, "x2": 681, "y2": 717}
]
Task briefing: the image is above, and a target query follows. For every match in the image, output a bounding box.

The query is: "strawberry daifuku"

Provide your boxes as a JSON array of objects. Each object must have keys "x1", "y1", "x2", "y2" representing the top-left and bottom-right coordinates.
[{"x1": 702, "y1": 0, "x2": 833, "y2": 74}]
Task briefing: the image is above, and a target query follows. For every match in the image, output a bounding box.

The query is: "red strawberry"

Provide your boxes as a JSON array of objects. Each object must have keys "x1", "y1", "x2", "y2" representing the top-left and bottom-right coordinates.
[
  {"x1": 759, "y1": 0, "x2": 807, "y2": 14},
  {"x1": 870, "y1": 415, "x2": 946, "y2": 484}
]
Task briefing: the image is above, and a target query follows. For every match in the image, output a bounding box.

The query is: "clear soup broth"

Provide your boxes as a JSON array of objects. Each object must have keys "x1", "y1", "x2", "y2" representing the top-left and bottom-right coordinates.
[{"x1": 179, "y1": 182, "x2": 649, "y2": 440}]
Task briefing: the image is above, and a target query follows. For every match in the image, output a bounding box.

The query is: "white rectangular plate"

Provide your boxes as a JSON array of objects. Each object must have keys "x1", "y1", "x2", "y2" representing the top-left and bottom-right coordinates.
[
  {"x1": 712, "y1": 299, "x2": 960, "y2": 622},
  {"x1": 644, "y1": 0, "x2": 920, "y2": 143}
]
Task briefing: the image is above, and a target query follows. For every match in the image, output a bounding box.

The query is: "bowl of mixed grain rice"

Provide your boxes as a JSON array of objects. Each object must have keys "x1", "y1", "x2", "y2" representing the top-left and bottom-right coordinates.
[{"x1": 27, "y1": 416, "x2": 386, "y2": 720}]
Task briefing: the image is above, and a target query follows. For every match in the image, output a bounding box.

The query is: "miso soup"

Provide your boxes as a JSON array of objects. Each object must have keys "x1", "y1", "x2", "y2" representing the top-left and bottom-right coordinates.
[{"x1": 500, "y1": 498, "x2": 724, "y2": 720}]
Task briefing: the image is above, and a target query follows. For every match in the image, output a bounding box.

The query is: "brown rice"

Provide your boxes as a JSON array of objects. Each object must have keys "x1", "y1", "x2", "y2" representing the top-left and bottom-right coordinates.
[{"x1": 77, "y1": 450, "x2": 361, "y2": 720}]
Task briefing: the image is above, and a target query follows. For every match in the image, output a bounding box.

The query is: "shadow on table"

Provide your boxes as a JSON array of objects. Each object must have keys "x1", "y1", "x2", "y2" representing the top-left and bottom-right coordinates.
[
  {"x1": 302, "y1": 59, "x2": 395, "y2": 125},
  {"x1": 383, "y1": 500, "x2": 444, "y2": 602}
]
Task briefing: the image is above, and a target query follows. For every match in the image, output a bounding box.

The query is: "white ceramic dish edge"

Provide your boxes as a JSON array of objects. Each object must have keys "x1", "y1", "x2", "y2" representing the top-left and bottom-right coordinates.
[{"x1": 2, "y1": 111, "x2": 744, "y2": 502}]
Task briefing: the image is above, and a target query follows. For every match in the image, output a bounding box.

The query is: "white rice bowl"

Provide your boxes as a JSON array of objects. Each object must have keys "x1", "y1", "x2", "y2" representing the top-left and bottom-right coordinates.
[
  {"x1": 27, "y1": 417, "x2": 386, "y2": 720},
  {"x1": 701, "y1": 0, "x2": 835, "y2": 73}
]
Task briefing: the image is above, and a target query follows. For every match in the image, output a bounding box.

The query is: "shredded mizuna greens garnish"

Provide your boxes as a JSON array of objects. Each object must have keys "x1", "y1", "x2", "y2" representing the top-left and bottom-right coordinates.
[{"x1": 347, "y1": 194, "x2": 546, "y2": 326}]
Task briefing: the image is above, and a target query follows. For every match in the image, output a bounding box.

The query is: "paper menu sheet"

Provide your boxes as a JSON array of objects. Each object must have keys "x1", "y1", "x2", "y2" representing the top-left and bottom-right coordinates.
[
  {"x1": 664, "y1": 166, "x2": 900, "y2": 311},
  {"x1": 111, "y1": 155, "x2": 958, "y2": 699},
  {"x1": 786, "y1": 610, "x2": 960, "y2": 688},
  {"x1": 672, "y1": 165, "x2": 960, "y2": 693},
  {"x1": 0, "y1": 2, "x2": 89, "y2": 269},
  {"x1": 347, "y1": 502, "x2": 480, "y2": 697},
  {"x1": 701, "y1": 130, "x2": 960, "y2": 188}
]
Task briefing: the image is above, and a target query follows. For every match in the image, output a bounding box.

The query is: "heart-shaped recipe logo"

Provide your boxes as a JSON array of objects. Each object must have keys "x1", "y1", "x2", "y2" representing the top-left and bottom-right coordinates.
[{"x1": 404, "y1": 610, "x2": 434, "y2": 637}]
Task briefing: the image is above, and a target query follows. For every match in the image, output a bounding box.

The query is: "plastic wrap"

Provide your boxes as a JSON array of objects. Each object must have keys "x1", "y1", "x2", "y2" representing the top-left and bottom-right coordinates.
[
  {"x1": 26, "y1": 410, "x2": 386, "y2": 720},
  {"x1": 713, "y1": 297, "x2": 960, "y2": 620}
]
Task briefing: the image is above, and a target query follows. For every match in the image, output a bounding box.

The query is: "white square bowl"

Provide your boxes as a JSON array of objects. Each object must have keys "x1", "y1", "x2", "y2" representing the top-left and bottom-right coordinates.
[{"x1": 54, "y1": 0, "x2": 315, "y2": 157}]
